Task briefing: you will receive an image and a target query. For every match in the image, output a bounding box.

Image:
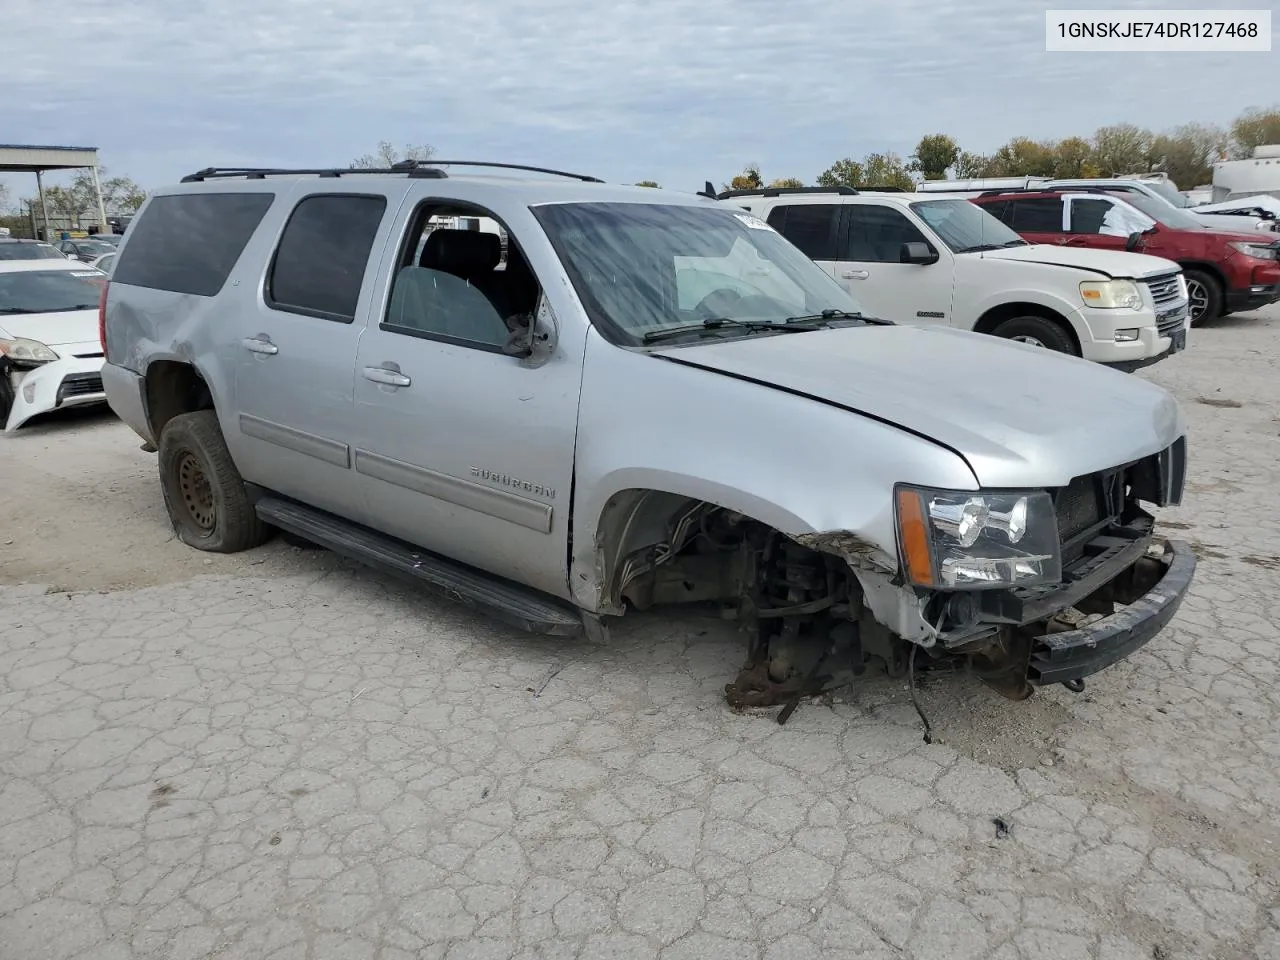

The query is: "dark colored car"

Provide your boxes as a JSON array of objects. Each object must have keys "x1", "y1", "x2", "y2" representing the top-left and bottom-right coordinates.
[
  {"x1": 971, "y1": 188, "x2": 1280, "y2": 325},
  {"x1": 57, "y1": 238, "x2": 117, "y2": 263}
]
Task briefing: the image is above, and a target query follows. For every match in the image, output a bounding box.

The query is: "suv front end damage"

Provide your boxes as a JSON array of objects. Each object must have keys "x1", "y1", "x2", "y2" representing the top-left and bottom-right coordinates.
[{"x1": 721, "y1": 438, "x2": 1195, "y2": 711}]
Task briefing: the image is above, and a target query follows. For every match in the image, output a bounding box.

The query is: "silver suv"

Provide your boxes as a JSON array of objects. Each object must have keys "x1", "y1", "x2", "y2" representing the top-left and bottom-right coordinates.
[{"x1": 100, "y1": 161, "x2": 1196, "y2": 716}]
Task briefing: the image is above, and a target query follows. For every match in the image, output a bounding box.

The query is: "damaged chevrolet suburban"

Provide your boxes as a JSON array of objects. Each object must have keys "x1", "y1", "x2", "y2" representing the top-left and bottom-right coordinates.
[{"x1": 100, "y1": 162, "x2": 1196, "y2": 716}]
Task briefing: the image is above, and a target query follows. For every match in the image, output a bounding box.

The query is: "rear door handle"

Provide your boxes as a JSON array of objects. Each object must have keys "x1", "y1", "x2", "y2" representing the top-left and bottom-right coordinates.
[
  {"x1": 841, "y1": 270, "x2": 869, "y2": 280},
  {"x1": 363, "y1": 365, "x2": 412, "y2": 388},
  {"x1": 242, "y1": 335, "x2": 278, "y2": 355}
]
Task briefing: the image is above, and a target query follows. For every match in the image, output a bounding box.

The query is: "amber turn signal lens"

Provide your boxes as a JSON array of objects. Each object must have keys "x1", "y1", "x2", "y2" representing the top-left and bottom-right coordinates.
[{"x1": 896, "y1": 488, "x2": 935, "y2": 587}]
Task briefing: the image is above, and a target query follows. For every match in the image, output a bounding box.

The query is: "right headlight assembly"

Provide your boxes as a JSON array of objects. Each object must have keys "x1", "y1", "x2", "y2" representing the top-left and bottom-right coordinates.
[{"x1": 895, "y1": 485, "x2": 1062, "y2": 590}]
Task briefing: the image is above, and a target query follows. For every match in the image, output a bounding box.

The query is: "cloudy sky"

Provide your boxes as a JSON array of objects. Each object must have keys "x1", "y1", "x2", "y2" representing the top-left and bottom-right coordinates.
[{"x1": 2, "y1": 0, "x2": 1275, "y2": 203}]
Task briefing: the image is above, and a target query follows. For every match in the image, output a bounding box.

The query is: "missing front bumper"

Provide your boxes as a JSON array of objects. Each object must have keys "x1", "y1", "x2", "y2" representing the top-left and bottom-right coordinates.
[{"x1": 1027, "y1": 539, "x2": 1196, "y2": 686}]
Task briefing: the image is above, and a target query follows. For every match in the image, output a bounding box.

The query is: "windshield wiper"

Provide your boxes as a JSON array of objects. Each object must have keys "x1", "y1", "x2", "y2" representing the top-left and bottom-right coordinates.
[
  {"x1": 641, "y1": 317, "x2": 820, "y2": 345},
  {"x1": 1000, "y1": 239, "x2": 1029, "y2": 247},
  {"x1": 786, "y1": 308, "x2": 893, "y2": 327}
]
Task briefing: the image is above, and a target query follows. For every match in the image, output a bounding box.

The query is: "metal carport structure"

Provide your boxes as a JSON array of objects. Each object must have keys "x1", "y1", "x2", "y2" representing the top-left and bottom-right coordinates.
[{"x1": 0, "y1": 143, "x2": 108, "y2": 241}]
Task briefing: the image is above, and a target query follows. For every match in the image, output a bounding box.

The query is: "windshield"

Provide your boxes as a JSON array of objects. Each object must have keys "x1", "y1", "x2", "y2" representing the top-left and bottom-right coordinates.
[
  {"x1": 1113, "y1": 191, "x2": 1206, "y2": 229},
  {"x1": 74, "y1": 239, "x2": 116, "y2": 256},
  {"x1": 0, "y1": 269, "x2": 106, "y2": 314},
  {"x1": 0, "y1": 242, "x2": 67, "y2": 261},
  {"x1": 532, "y1": 202, "x2": 864, "y2": 344},
  {"x1": 1143, "y1": 179, "x2": 1193, "y2": 208},
  {"x1": 909, "y1": 199, "x2": 1027, "y2": 253}
]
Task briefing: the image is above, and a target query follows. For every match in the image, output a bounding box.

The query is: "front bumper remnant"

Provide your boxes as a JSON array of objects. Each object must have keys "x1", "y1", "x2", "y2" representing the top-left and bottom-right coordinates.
[
  {"x1": 1028, "y1": 539, "x2": 1196, "y2": 686},
  {"x1": 4, "y1": 355, "x2": 107, "y2": 432}
]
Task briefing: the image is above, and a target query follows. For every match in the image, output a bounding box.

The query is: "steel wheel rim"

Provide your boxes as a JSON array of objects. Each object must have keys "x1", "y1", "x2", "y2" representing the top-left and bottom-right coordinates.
[
  {"x1": 1011, "y1": 335, "x2": 1046, "y2": 347},
  {"x1": 176, "y1": 452, "x2": 215, "y2": 531},
  {"x1": 1187, "y1": 278, "x2": 1209, "y2": 321}
]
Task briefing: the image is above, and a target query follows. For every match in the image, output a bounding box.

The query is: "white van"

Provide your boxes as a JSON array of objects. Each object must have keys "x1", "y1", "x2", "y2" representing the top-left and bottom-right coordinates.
[{"x1": 720, "y1": 187, "x2": 1189, "y2": 371}]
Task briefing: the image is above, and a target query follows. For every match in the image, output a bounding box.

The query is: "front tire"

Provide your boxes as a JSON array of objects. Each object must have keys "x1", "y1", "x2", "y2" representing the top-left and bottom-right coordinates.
[
  {"x1": 991, "y1": 314, "x2": 1078, "y2": 355},
  {"x1": 1184, "y1": 269, "x2": 1223, "y2": 327},
  {"x1": 0, "y1": 372, "x2": 13, "y2": 429},
  {"x1": 157, "y1": 410, "x2": 268, "y2": 552}
]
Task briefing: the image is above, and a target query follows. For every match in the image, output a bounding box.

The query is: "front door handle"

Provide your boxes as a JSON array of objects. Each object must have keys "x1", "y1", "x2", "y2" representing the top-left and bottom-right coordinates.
[
  {"x1": 242, "y1": 335, "x2": 278, "y2": 355},
  {"x1": 363, "y1": 365, "x2": 412, "y2": 388},
  {"x1": 841, "y1": 269, "x2": 869, "y2": 280}
]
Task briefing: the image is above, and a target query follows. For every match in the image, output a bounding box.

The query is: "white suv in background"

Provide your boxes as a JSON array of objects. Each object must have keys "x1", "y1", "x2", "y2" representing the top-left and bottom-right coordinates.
[{"x1": 721, "y1": 187, "x2": 1189, "y2": 371}]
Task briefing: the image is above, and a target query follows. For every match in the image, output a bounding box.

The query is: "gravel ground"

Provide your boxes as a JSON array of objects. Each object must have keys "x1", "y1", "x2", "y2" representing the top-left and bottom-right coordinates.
[{"x1": 1, "y1": 308, "x2": 1278, "y2": 960}]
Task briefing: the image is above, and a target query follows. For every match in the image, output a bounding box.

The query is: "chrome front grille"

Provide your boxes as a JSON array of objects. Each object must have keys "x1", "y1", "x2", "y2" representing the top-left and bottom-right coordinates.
[
  {"x1": 1144, "y1": 273, "x2": 1184, "y2": 308},
  {"x1": 1157, "y1": 312, "x2": 1186, "y2": 336}
]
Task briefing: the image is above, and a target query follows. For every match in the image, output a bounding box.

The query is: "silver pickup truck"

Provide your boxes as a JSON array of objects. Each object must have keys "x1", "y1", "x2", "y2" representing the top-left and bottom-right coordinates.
[{"x1": 99, "y1": 162, "x2": 1196, "y2": 718}]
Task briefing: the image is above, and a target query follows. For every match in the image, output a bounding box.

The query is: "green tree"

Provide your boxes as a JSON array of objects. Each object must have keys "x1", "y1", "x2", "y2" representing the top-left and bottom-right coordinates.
[
  {"x1": 768, "y1": 177, "x2": 805, "y2": 189},
  {"x1": 725, "y1": 164, "x2": 763, "y2": 191},
  {"x1": 42, "y1": 185, "x2": 86, "y2": 229},
  {"x1": 816, "y1": 158, "x2": 862, "y2": 188},
  {"x1": 861, "y1": 152, "x2": 915, "y2": 190},
  {"x1": 911, "y1": 134, "x2": 960, "y2": 180},
  {"x1": 986, "y1": 137, "x2": 1058, "y2": 177},
  {"x1": 1229, "y1": 106, "x2": 1280, "y2": 159},
  {"x1": 634, "y1": 180, "x2": 661, "y2": 188},
  {"x1": 1051, "y1": 137, "x2": 1101, "y2": 178},
  {"x1": 1149, "y1": 123, "x2": 1227, "y2": 188},
  {"x1": 70, "y1": 169, "x2": 147, "y2": 215},
  {"x1": 351, "y1": 140, "x2": 436, "y2": 169},
  {"x1": 1091, "y1": 123, "x2": 1154, "y2": 176},
  {"x1": 952, "y1": 151, "x2": 995, "y2": 179}
]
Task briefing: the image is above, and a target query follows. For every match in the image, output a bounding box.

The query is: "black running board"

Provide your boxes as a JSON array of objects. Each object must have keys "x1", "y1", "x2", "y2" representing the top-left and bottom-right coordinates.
[{"x1": 255, "y1": 496, "x2": 584, "y2": 637}]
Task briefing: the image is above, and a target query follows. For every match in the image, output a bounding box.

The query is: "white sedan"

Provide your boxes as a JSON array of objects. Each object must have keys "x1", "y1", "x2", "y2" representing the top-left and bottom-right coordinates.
[{"x1": 0, "y1": 260, "x2": 109, "y2": 431}]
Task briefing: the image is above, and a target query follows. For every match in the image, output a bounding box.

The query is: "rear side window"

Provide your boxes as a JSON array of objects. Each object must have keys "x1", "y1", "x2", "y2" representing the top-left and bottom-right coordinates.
[
  {"x1": 111, "y1": 192, "x2": 274, "y2": 296},
  {"x1": 1009, "y1": 197, "x2": 1064, "y2": 233},
  {"x1": 766, "y1": 204, "x2": 838, "y2": 260},
  {"x1": 266, "y1": 194, "x2": 387, "y2": 322}
]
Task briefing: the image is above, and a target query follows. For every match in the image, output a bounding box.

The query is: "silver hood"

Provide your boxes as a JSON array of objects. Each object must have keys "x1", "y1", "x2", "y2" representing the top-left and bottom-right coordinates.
[{"x1": 653, "y1": 324, "x2": 1184, "y2": 488}]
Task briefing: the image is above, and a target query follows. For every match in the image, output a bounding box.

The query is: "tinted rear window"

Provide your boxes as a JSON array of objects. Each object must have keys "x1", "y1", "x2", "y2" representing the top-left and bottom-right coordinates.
[
  {"x1": 266, "y1": 194, "x2": 387, "y2": 321},
  {"x1": 111, "y1": 192, "x2": 274, "y2": 296},
  {"x1": 766, "y1": 204, "x2": 839, "y2": 260}
]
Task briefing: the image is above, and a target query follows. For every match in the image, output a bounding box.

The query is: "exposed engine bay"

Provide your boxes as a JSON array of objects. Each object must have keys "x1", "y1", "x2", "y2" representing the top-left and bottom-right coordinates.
[{"x1": 608, "y1": 448, "x2": 1193, "y2": 730}]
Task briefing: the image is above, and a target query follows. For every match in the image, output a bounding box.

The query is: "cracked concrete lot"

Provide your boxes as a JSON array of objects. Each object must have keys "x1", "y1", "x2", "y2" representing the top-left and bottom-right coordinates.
[{"x1": 2, "y1": 308, "x2": 1279, "y2": 960}]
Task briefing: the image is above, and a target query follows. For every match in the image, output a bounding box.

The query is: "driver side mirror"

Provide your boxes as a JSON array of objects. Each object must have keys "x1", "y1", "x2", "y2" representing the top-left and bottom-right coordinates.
[
  {"x1": 900, "y1": 241, "x2": 939, "y2": 265},
  {"x1": 1125, "y1": 231, "x2": 1145, "y2": 252}
]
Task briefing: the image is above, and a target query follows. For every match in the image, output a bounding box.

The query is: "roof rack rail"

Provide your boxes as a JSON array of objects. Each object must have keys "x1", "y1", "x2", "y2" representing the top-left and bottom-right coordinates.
[
  {"x1": 855, "y1": 186, "x2": 907, "y2": 193},
  {"x1": 976, "y1": 185, "x2": 1118, "y2": 198},
  {"x1": 392, "y1": 159, "x2": 605, "y2": 183},
  {"x1": 180, "y1": 166, "x2": 447, "y2": 183},
  {"x1": 180, "y1": 160, "x2": 604, "y2": 184},
  {"x1": 696, "y1": 180, "x2": 718, "y2": 200},
  {"x1": 716, "y1": 186, "x2": 858, "y2": 200}
]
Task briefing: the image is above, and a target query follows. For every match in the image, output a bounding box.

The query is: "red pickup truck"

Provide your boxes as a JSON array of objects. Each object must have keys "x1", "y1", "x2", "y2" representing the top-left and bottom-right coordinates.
[{"x1": 970, "y1": 188, "x2": 1280, "y2": 325}]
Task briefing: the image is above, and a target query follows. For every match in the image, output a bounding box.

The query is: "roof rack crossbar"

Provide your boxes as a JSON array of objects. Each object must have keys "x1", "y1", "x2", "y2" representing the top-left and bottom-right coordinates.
[
  {"x1": 391, "y1": 160, "x2": 605, "y2": 183},
  {"x1": 716, "y1": 185, "x2": 858, "y2": 200}
]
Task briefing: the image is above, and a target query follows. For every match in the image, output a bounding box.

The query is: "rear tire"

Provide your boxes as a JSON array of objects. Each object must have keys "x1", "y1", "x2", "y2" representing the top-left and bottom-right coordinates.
[
  {"x1": 1184, "y1": 269, "x2": 1223, "y2": 327},
  {"x1": 158, "y1": 410, "x2": 268, "y2": 552},
  {"x1": 991, "y1": 314, "x2": 1078, "y2": 355}
]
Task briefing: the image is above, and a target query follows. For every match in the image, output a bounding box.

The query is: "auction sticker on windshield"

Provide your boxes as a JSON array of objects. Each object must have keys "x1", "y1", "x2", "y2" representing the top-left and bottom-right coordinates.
[{"x1": 734, "y1": 213, "x2": 774, "y2": 231}]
